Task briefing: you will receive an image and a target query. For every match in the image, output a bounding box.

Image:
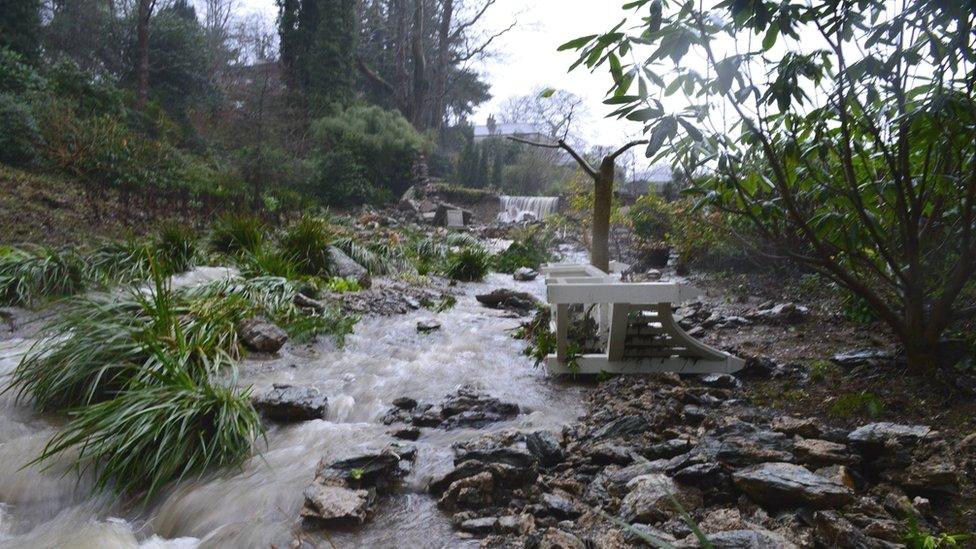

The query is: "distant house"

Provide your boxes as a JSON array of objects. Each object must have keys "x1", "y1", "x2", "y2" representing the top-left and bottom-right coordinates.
[{"x1": 472, "y1": 117, "x2": 548, "y2": 143}]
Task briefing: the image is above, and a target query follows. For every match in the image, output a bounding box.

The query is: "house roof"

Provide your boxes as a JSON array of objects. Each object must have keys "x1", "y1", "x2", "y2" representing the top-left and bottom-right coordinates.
[{"x1": 473, "y1": 123, "x2": 548, "y2": 138}]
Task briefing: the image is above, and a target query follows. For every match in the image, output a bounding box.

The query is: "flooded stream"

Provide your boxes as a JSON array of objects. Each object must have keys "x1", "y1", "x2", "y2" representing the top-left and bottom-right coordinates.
[{"x1": 0, "y1": 271, "x2": 584, "y2": 548}]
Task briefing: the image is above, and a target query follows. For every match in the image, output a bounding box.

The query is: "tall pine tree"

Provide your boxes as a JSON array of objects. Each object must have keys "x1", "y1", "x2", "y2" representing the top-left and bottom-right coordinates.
[
  {"x1": 0, "y1": 0, "x2": 41, "y2": 63},
  {"x1": 277, "y1": 0, "x2": 356, "y2": 111}
]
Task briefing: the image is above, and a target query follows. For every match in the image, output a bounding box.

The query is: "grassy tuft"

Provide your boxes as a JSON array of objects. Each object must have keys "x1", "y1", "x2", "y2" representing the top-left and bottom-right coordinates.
[
  {"x1": 34, "y1": 348, "x2": 261, "y2": 501},
  {"x1": 210, "y1": 214, "x2": 266, "y2": 255},
  {"x1": 444, "y1": 246, "x2": 491, "y2": 282},
  {"x1": 279, "y1": 216, "x2": 333, "y2": 276},
  {"x1": 84, "y1": 239, "x2": 154, "y2": 284},
  {"x1": 0, "y1": 245, "x2": 86, "y2": 307},
  {"x1": 154, "y1": 222, "x2": 197, "y2": 274}
]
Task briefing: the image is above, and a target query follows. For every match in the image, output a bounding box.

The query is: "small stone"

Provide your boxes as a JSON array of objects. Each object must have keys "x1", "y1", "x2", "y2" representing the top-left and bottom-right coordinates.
[
  {"x1": 392, "y1": 397, "x2": 418, "y2": 410},
  {"x1": 587, "y1": 442, "x2": 634, "y2": 465},
  {"x1": 513, "y1": 267, "x2": 539, "y2": 281},
  {"x1": 539, "y1": 528, "x2": 586, "y2": 549},
  {"x1": 540, "y1": 492, "x2": 580, "y2": 519},
  {"x1": 300, "y1": 484, "x2": 370, "y2": 527},
  {"x1": 590, "y1": 415, "x2": 652, "y2": 439},
  {"x1": 392, "y1": 426, "x2": 421, "y2": 441},
  {"x1": 847, "y1": 423, "x2": 933, "y2": 449},
  {"x1": 771, "y1": 416, "x2": 823, "y2": 439},
  {"x1": 619, "y1": 474, "x2": 702, "y2": 523},
  {"x1": 237, "y1": 316, "x2": 288, "y2": 352},
  {"x1": 252, "y1": 384, "x2": 327, "y2": 422},
  {"x1": 459, "y1": 516, "x2": 498, "y2": 534},
  {"x1": 699, "y1": 373, "x2": 739, "y2": 389},
  {"x1": 417, "y1": 319, "x2": 442, "y2": 333},
  {"x1": 794, "y1": 438, "x2": 859, "y2": 467}
]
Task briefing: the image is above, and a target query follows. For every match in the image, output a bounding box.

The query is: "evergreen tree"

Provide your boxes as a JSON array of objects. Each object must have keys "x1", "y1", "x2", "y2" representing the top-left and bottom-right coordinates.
[
  {"x1": 0, "y1": 0, "x2": 42, "y2": 63},
  {"x1": 277, "y1": 0, "x2": 356, "y2": 110}
]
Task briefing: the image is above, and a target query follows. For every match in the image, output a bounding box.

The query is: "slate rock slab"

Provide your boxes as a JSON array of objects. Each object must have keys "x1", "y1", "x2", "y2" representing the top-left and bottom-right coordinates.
[
  {"x1": 253, "y1": 383, "x2": 328, "y2": 422},
  {"x1": 732, "y1": 462, "x2": 855, "y2": 510}
]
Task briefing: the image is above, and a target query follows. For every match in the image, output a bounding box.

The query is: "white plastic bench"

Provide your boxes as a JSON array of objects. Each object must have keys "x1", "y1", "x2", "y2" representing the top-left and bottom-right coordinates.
[{"x1": 541, "y1": 263, "x2": 745, "y2": 375}]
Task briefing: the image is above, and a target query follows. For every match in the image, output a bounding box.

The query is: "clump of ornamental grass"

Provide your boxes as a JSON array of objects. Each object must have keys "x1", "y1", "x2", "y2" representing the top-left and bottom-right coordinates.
[
  {"x1": 331, "y1": 236, "x2": 411, "y2": 275},
  {"x1": 443, "y1": 246, "x2": 491, "y2": 282},
  {"x1": 84, "y1": 239, "x2": 155, "y2": 284},
  {"x1": 0, "y1": 245, "x2": 86, "y2": 307},
  {"x1": 236, "y1": 247, "x2": 300, "y2": 280},
  {"x1": 32, "y1": 347, "x2": 262, "y2": 501},
  {"x1": 210, "y1": 214, "x2": 266, "y2": 255},
  {"x1": 279, "y1": 216, "x2": 333, "y2": 276},
  {"x1": 154, "y1": 222, "x2": 198, "y2": 274}
]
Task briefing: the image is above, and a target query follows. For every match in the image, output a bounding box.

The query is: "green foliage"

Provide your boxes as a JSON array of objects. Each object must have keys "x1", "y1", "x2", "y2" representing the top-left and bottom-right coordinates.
[
  {"x1": 566, "y1": 0, "x2": 976, "y2": 370},
  {"x1": 829, "y1": 392, "x2": 885, "y2": 419},
  {"x1": 0, "y1": 92, "x2": 40, "y2": 166},
  {"x1": 444, "y1": 246, "x2": 491, "y2": 282},
  {"x1": 0, "y1": 246, "x2": 86, "y2": 307},
  {"x1": 155, "y1": 222, "x2": 197, "y2": 275},
  {"x1": 279, "y1": 216, "x2": 333, "y2": 276},
  {"x1": 311, "y1": 105, "x2": 426, "y2": 203},
  {"x1": 629, "y1": 193, "x2": 671, "y2": 243},
  {"x1": 0, "y1": 47, "x2": 45, "y2": 95},
  {"x1": 808, "y1": 360, "x2": 841, "y2": 382},
  {"x1": 429, "y1": 183, "x2": 496, "y2": 205},
  {"x1": 331, "y1": 236, "x2": 411, "y2": 276},
  {"x1": 493, "y1": 225, "x2": 554, "y2": 273},
  {"x1": 903, "y1": 515, "x2": 969, "y2": 548},
  {"x1": 33, "y1": 348, "x2": 261, "y2": 501},
  {"x1": 84, "y1": 239, "x2": 155, "y2": 284},
  {"x1": 277, "y1": 0, "x2": 357, "y2": 109},
  {"x1": 0, "y1": 0, "x2": 42, "y2": 62},
  {"x1": 326, "y1": 276, "x2": 361, "y2": 293},
  {"x1": 210, "y1": 214, "x2": 267, "y2": 255},
  {"x1": 237, "y1": 248, "x2": 300, "y2": 280}
]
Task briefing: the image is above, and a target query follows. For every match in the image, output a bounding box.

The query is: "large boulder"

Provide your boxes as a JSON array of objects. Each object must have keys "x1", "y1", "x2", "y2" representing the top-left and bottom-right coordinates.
[
  {"x1": 694, "y1": 420, "x2": 795, "y2": 467},
  {"x1": 433, "y1": 203, "x2": 473, "y2": 227},
  {"x1": 252, "y1": 384, "x2": 328, "y2": 422},
  {"x1": 237, "y1": 316, "x2": 288, "y2": 352},
  {"x1": 732, "y1": 462, "x2": 855, "y2": 510},
  {"x1": 328, "y1": 246, "x2": 371, "y2": 289}
]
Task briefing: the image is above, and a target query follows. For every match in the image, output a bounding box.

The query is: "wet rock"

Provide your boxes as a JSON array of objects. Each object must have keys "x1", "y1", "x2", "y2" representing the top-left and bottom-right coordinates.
[
  {"x1": 475, "y1": 289, "x2": 539, "y2": 313},
  {"x1": 540, "y1": 491, "x2": 580, "y2": 519},
  {"x1": 699, "y1": 373, "x2": 739, "y2": 389},
  {"x1": 590, "y1": 415, "x2": 652, "y2": 440},
  {"x1": 644, "y1": 438, "x2": 693, "y2": 460},
  {"x1": 392, "y1": 397, "x2": 418, "y2": 410},
  {"x1": 460, "y1": 516, "x2": 498, "y2": 534},
  {"x1": 301, "y1": 447, "x2": 415, "y2": 529},
  {"x1": 455, "y1": 446, "x2": 537, "y2": 471},
  {"x1": 585, "y1": 460, "x2": 669, "y2": 503},
  {"x1": 619, "y1": 474, "x2": 702, "y2": 524},
  {"x1": 831, "y1": 348, "x2": 900, "y2": 368},
  {"x1": 732, "y1": 462, "x2": 855, "y2": 510},
  {"x1": 812, "y1": 510, "x2": 873, "y2": 548},
  {"x1": 237, "y1": 316, "x2": 288, "y2": 352},
  {"x1": 416, "y1": 319, "x2": 441, "y2": 333},
  {"x1": 738, "y1": 354, "x2": 778, "y2": 378},
  {"x1": 525, "y1": 431, "x2": 564, "y2": 467},
  {"x1": 300, "y1": 483, "x2": 371, "y2": 527},
  {"x1": 586, "y1": 442, "x2": 634, "y2": 465},
  {"x1": 748, "y1": 302, "x2": 808, "y2": 323},
  {"x1": 847, "y1": 422, "x2": 933, "y2": 451},
  {"x1": 624, "y1": 524, "x2": 676, "y2": 546},
  {"x1": 539, "y1": 528, "x2": 586, "y2": 549},
  {"x1": 252, "y1": 384, "x2": 328, "y2": 422},
  {"x1": 513, "y1": 267, "x2": 539, "y2": 281},
  {"x1": 771, "y1": 416, "x2": 823, "y2": 439},
  {"x1": 678, "y1": 528, "x2": 799, "y2": 548},
  {"x1": 391, "y1": 426, "x2": 421, "y2": 440},
  {"x1": 880, "y1": 455, "x2": 960, "y2": 496},
  {"x1": 328, "y1": 246, "x2": 371, "y2": 289},
  {"x1": 293, "y1": 292, "x2": 326, "y2": 312},
  {"x1": 695, "y1": 420, "x2": 795, "y2": 466},
  {"x1": 794, "y1": 438, "x2": 859, "y2": 467},
  {"x1": 383, "y1": 387, "x2": 519, "y2": 430}
]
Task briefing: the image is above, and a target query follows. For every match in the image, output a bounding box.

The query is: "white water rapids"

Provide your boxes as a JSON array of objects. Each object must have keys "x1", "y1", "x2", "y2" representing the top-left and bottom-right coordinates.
[
  {"x1": 0, "y1": 271, "x2": 584, "y2": 548},
  {"x1": 497, "y1": 196, "x2": 559, "y2": 223}
]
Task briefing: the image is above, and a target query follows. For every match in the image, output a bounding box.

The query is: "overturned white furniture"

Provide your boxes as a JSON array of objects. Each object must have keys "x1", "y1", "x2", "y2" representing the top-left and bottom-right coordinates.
[{"x1": 541, "y1": 263, "x2": 745, "y2": 375}]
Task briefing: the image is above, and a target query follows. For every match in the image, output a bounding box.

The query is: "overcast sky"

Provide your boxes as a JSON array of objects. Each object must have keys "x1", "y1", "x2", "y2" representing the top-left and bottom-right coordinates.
[{"x1": 237, "y1": 0, "x2": 646, "y2": 149}]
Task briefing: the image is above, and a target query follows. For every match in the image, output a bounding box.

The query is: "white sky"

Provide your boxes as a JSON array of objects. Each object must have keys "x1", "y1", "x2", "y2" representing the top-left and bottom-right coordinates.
[{"x1": 237, "y1": 0, "x2": 645, "y2": 149}]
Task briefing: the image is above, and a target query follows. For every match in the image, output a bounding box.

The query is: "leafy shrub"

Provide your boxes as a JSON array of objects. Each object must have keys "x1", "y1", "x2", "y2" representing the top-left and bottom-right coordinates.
[
  {"x1": 444, "y1": 246, "x2": 491, "y2": 282},
  {"x1": 210, "y1": 214, "x2": 266, "y2": 255},
  {"x1": 629, "y1": 193, "x2": 671, "y2": 243},
  {"x1": 0, "y1": 92, "x2": 40, "y2": 167},
  {"x1": 0, "y1": 246, "x2": 85, "y2": 307},
  {"x1": 311, "y1": 105, "x2": 427, "y2": 204},
  {"x1": 0, "y1": 48, "x2": 45, "y2": 95},
  {"x1": 279, "y1": 217, "x2": 333, "y2": 276},
  {"x1": 430, "y1": 183, "x2": 496, "y2": 205},
  {"x1": 326, "y1": 277, "x2": 361, "y2": 293},
  {"x1": 312, "y1": 148, "x2": 378, "y2": 206},
  {"x1": 829, "y1": 392, "x2": 885, "y2": 418},
  {"x1": 493, "y1": 226, "x2": 554, "y2": 273},
  {"x1": 155, "y1": 222, "x2": 197, "y2": 274}
]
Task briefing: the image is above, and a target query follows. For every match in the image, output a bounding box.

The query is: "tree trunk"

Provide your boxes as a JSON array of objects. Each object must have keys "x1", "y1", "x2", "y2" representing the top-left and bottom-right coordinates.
[
  {"x1": 591, "y1": 158, "x2": 614, "y2": 273},
  {"x1": 410, "y1": 0, "x2": 429, "y2": 129},
  {"x1": 904, "y1": 334, "x2": 939, "y2": 373},
  {"x1": 135, "y1": 0, "x2": 153, "y2": 109}
]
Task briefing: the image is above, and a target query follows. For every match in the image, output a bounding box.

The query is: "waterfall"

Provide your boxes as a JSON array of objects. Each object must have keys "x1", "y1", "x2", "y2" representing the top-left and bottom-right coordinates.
[{"x1": 497, "y1": 196, "x2": 559, "y2": 223}]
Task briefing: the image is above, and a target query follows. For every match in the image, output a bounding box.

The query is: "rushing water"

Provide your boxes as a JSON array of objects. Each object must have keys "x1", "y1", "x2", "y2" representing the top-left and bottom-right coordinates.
[
  {"x1": 0, "y1": 271, "x2": 584, "y2": 548},
  {"x1": 497, "y1": 196, "x2": 559, "y2": 223}
]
